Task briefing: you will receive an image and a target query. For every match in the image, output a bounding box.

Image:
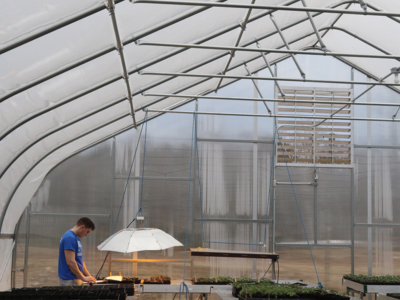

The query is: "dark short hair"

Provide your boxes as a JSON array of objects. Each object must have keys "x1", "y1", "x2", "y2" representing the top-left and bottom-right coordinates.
[{"x1": 76, "y1": 217, "x2": 95, "y2": 230}]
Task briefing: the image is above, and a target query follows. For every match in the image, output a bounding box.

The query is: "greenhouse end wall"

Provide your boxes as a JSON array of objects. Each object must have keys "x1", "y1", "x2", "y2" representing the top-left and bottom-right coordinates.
[{"x1": 6, "y1": 55, "x2": 400, "y2": 292}]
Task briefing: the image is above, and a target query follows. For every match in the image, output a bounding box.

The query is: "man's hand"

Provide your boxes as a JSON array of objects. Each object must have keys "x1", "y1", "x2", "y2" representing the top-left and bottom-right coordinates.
[{"x1": 83, "y1": 276, "x2": 96, "y2": 284}]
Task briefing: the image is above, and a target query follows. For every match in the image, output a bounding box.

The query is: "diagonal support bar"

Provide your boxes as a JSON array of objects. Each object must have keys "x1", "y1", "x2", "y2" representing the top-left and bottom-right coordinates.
[
  {"x1": 107, "y1": 0, "x2": 137, "y2": 128},
  {"x1": 270, "y1": 14, "x2": 306, "y2": 78},
  {"x1": 315, "y1": 73, "x2": 393, "y2": 127},
  {"x1": 214, "y1": 0, "x2": 256, "y2": 93},
  {"x1": 256, "y1": 42, "x2": 286, "y2": 98},
  {"x1": 243, "y1": 64, "x2": 272, "y2": 114},
  {"x1": 300, "y1": 0, "x2": 326, "y2": 51}
]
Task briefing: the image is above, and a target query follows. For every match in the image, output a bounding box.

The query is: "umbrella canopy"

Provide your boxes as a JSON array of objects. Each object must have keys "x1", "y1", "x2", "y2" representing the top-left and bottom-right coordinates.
[{"x1": 97, "y1": 228, "x2": 183, "y2": 253}]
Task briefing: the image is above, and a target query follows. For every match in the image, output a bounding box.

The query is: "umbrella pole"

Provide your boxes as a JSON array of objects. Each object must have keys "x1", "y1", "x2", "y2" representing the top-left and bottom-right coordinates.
[
  {"x1": 96, "y1": 217, "x2": 137, "y2": 279},
  {"x1": 95, "y1": 251, "x2": 110, "y2": 279}
]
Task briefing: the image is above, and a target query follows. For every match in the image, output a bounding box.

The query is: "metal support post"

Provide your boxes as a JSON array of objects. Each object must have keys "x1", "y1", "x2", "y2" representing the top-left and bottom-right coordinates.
[
  {"x1": 110, "y1": 137, "x2": 116, "y2": 235},
  {"x1": 191, "y1": 99, "x2": 199, "y2": 280},
  {"x1": 269, "y1": 14, "x2": 306, "y2": 78},
  {"x1": 313, "y1": 168, "x2": 318, "y2": 245},
  {"x1": 351, "y1": 168, "x2": 355, "y2": 274},
  {"x1": 252, "y1": 75, "x2": 258, "y2": 277},
  {"x1": 11, "y1": 214, "x2": 23, "y2": 288},
  {"x1": 23, "y1": 204, "x2": 31, "y2": 287},
  {"x1": 272, "y1": 65, "x2": 278, "y2": 255},
  {"x1": 132, "y1": 128, "x2": 141, "y2": 277},
  {"x1": 367, "y1": 77, "x2": 372, "y2": 276}
]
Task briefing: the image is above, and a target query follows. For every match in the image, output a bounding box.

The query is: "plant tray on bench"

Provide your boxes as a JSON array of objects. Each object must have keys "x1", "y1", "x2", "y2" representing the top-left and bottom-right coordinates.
[{"x1": 237, "y1": 283, "x2": 349, "y2": 300}]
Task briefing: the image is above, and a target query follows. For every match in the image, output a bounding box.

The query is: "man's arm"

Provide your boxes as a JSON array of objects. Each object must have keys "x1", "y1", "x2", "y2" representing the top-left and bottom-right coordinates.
[
  {"x1": 64, "y1": 250, "x2": 95, "y2": 283},
  {"x1": 82, "y1": 262, "x2": 96, "y2": 281}
]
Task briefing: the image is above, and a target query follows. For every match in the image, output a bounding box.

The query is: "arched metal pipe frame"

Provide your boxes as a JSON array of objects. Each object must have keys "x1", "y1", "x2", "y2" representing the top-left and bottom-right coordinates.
[{"x1": 2, "y1": 0, "x2": 400, "y2": 233}]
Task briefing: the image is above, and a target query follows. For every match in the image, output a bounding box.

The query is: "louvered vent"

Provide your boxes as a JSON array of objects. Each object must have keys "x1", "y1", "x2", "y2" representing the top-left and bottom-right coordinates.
[{"x1": 276, "y1": 88, "x2": 352, "y2": 165}]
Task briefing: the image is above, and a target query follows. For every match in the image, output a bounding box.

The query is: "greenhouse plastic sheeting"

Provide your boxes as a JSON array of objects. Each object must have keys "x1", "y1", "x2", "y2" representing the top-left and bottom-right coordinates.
[{"x1": 1, "y1": 0, "x2": 400, "y2": 262}]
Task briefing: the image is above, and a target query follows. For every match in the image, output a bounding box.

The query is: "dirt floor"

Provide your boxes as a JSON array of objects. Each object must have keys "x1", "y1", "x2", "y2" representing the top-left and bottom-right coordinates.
[{"x1": 12, "y1": 243, "x2": 393, "y2": 293}]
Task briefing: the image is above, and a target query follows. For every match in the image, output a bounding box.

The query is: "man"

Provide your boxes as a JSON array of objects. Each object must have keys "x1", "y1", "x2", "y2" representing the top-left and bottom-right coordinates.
[{"x1": 58, "y1": 217, "x2": 97, "y2": 286}]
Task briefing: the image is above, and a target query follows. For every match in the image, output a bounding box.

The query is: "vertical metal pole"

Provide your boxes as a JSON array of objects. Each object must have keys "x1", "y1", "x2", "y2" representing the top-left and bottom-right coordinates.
[
  {"x1": 351, "y1": 68, "x2": 355, "y2": 275},
  {"x1": 367, "y1": 77, "x2": 372, "y2": 276},
  {"x1": 11, "y1": 214, "x2": 23, "y2": 288},
  {"x1": 191, "y1": 99, "x2": 199, "y2": 280},
  {"x1": 23, "y1": 204, "x2": 31, "y2": 287},
  {"x1": 351, "y1": 168, "x2": 355, "y2": 274},
  {"x1": 351, "y1": 68, "x2": 355, "y2": 166},
  {"x1": 272, "y1": 64, "x2": 278, "y2": 255},
  {"x1": 110, "y1": 138, "x2": 116, "y2": 235},
  {"x1": 108, "y1": 252, "x2": 112, "y2": 275},
  {"x1": 133, "y1": 128, "x2": 141, "y2": 277},
  {"x1": 252, "y1": 73, "x2": 258, "y2": 277},
  {"x1": 313, "y1": 168, "x2": 318, "y2": 245},
  {"x1": 271, "y1": 64, "x2": 278, "y2": 279}
]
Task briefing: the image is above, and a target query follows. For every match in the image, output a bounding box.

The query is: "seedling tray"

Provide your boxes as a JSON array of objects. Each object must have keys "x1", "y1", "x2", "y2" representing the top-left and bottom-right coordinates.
[
  {"x1": 192, "y1": 281, "x2": 231, "y2": 285},
  {"x1": 239, "y1": 297, "x2": 324, "y2": 300},
  {"x1": 343, "y1": 278, "x2": 400, "y2": 294}
]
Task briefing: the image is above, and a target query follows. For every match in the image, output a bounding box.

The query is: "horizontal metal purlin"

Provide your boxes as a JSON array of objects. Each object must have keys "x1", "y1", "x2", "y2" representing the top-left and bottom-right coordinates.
[
  {"x1": 138, "y1": 41, "x2": 400, "y2": 60},
  {"x1": 275, "y1": 163, "x2": 354, "y2": 169},
  {"x1": 143, "y1": 92, "x2": 398, "y2": 107},
  {"x1": 275, "y1": 243, "x2": 351, "y2": 248},
  {"x1": 0, "y1": 234, "x2": 14, "y2": 239},
  {"x1": 141, "y1": 71, "x2": 400, "y2": 86},
  {"x1": 355, "y1": 223, "x2": 400, "y2": 227},
  {"x1": 30, "y1": 213, "x2": 111, "y2": 218},
  {"x1": 198, "y1": 138, "x2": 273, "y2": 144},
  {"x1": 112, "y1": 259, "x2": 188, "y2": 262},
  {"x1": 276, "y1": 182, "x2": 314, "y2": 185},
  {"x1": 146, "y1": 109, "x2": 400, "y2": 122},
  {"x1": 194, "y1": 218, "x2": 272, "y2": 223},
  {"x1": 354, "y1": 144, "x2": 400, "y2": 149},
  {"x1": 115, "y1": 175, "x2": 193, "y2": 181},
  {"x1": 133, "y1": 0, "x2": 400, "y2": 17}
]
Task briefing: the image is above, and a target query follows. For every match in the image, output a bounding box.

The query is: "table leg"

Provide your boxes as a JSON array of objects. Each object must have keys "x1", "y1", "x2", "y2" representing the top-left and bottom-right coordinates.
[{"x1": 272, "y1": 261, "x2": 276, "y2": 280}]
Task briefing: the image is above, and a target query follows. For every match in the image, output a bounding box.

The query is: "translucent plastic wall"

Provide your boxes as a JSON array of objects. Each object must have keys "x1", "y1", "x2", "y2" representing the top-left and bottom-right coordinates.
[{"x1": 12, "y1": 54, "x2": 400, "y2": 292}]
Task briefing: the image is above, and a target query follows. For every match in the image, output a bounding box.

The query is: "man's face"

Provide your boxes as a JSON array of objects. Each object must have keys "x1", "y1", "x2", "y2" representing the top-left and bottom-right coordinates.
[{"x1": 78, "y1": 226, "x2": 92, "y2": 238}]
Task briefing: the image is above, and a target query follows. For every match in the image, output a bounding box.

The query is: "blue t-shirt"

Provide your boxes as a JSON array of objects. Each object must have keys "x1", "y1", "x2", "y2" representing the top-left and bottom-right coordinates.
[{"x1": 58, "y1": 230, "x2": 84, "y2": 280}]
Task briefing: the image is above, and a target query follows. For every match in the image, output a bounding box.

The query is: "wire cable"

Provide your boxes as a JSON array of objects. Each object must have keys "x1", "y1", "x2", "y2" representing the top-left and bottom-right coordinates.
[
  {"x1": 260, "y1": 262, "x2": 273, "y2": 280},
  {"x1": 112, "y1": 111, "x2": 147, "y2": 234},
  {"x1": 274, "y1": 118, "x2": 323, "y2": 288}
]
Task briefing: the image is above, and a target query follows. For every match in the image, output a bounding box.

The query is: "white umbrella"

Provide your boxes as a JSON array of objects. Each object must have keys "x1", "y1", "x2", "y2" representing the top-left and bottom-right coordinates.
[{"x1": 97, "y1": 228, "x2": 183, "y2": 253}]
